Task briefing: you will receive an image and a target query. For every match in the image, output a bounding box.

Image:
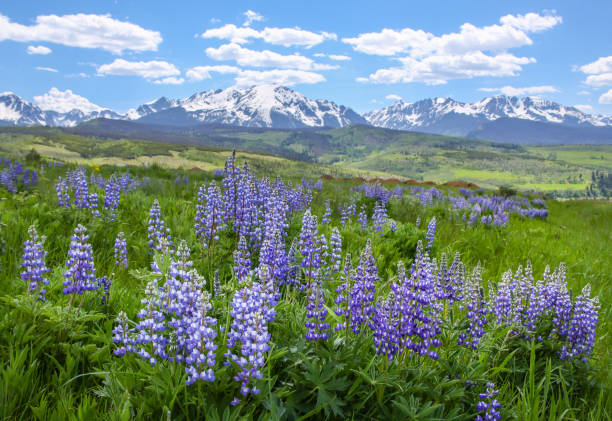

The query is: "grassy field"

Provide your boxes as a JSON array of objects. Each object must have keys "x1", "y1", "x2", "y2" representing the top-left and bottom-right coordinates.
[
  {"x1": 2, "y1": 125, "x2": 610, "y2": 196},
  {"x1": 0, "y1": 149, "x2": 610, "y2": 419}
]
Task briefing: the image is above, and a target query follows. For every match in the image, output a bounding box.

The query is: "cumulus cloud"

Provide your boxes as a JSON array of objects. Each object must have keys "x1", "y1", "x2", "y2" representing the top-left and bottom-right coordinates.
[
  {"x1": 205, "y1": 43, "x2": 337, "y2": 70},
  {"x1": 153, "y1": 77, "x2": 185, "y2": 85},
  {"x1": 578, "y1": 56, "x2": 612, "y2": 103},
  {"x1": 0, "y1": 13, "x2": 161, "y2": 54},
  {"x1": 36, "y1": 66, "x2": 58, "y2": 73},
  {"x1": 186, "y1": 65, "x2": 242, "y2": 81},
  {"x1": 27, "y1": 45, "x2": 51, "y2": 55},
  {"x1": 98, "y1": 59, "x2": 180, "y2": 79},
  {"x1": 344, "y1": 12, "x2": 560, "y2": 84},
  {"x1": 185, "y1": 65, "x2": 324, "y2": 86},
  {"x1": 478, "y1": 85, "x2": 559, "y2": 96},
  {"x1": 243, "y1": 10, "x2": 264, "y2": 26},
  {"x1": 34, "y1": 87, "x2": 102, "y2": 113},
  {"x1": 573, "y1": 104, "x2": 593, "y2": 113},
  {"x1": 600, "y1": 88, "x2": 612, "y2": 104},
  {"x1": 234, "y1": 69, "x2": 325, "y2": 86},
  {"x1": 385, "y1": 94, "x2": 402, "y2": 101},
  {"x1": 201, "y1": 24, "x2": 336, "y2": 48},
  {"x1": 367, "y1": 52, "x2": 534, "y2": 85}
]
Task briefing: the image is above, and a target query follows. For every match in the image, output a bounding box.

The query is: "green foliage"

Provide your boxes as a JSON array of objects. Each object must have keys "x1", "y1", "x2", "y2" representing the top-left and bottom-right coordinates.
[{"x1": 0, "y1": 158, "x2": 610, "y2": 420}]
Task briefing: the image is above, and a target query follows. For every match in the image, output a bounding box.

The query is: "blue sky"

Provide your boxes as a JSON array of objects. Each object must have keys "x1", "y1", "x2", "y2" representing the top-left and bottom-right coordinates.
[{"x1": 1, "y1": 0, "x2": 612, "y2": 115}]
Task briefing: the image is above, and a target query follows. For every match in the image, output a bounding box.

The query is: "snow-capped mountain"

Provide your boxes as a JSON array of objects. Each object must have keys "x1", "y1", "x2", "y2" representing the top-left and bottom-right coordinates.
[
  {"x1": 126, "y1": 97, "x2": 178, "y2": 120},
  {"x1": 365, "y1": 95, "x2": 612, "y2": 137},
  {"x1": 0, "y1": 92, "x2": 122, "y2": 127},
  {"x1": 0, "y1": 92, "x2": 48, "y2": 126},
  {"x1": 138, "y1": 85, "x2": 367, "y2": 128}
]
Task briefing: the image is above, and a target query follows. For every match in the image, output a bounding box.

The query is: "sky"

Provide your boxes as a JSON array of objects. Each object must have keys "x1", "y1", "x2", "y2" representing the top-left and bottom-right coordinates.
[{"x1": 1, "y1": 0, "x2": 612, "y2": 115}]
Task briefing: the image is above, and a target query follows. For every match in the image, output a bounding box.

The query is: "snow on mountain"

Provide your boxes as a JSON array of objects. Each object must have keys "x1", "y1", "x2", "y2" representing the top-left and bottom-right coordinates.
[
  {"x1": 365, "y1": 95, "x2": 612, "y2": 134},
  {"x1": 0, "y1": 92, "x2": 47, "y2": 126},
  {"x1": 165, "y1": 84, "x2": 366, "y2": 128},
  {"x1": 126, "y1": 97, "x2": 178, "y2": 120}
]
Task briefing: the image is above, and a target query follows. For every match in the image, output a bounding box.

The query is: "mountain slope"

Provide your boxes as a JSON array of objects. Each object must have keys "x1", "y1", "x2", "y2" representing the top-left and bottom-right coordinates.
[
  {"x1": 139, "y1": 85, "x2": 367, "y2": 128},
  {"x1": 365, "y1": 95, "x2": 612, "y2": 143}
]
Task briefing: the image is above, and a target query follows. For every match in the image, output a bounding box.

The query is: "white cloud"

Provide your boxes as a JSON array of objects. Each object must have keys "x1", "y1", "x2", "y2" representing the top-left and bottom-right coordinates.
[
  {"x1": 579, "y1": 56, "x2": 612, "y2": 94},
  {"x1": 27, "y1": 45, "x2": 51, "y2": 55},
  {"x1": 153, "y1": 77, "x2": 185, "y2": 85},
  {"x1": 577, "y1": 90, "x2": 591, "y2": 95},
  {"x1": 314, "y1": 53, "x2": 351, "y2": 61},
  {"x1": 584, "y1": 73, "x2": 612, "y2": 88},
  {"x1": 499, "y1": 12, "x2": 562, "y2": 32},
  {"x1": 574, "y1": 104, "x2": 593, "y2": 113},
  {"x1": 185, "y1": 65, "x2": 324, "y2": 86},
  {"x1": 579, "y1": 56, "x2": 612, "y2": 75},
  {"x1": 600, "y1": 88, "x2": 612, "y2": 104},
  {"x1": 385, "y1": 94, "x2": 402, "y2": 101},
  {"x1": 478, "y1": 85, "x2": 559, "y2": 96},
  {"x1": 243, "y1": 10, "x2": 264, "y2": 27},
  {"x1": 345, "y1": 12, "x2": 560, "y2": 85},
  {"x1": 98, "y1": 59, "x2": 180, "y2": 79},
  {"x1": 205, "y1": 43, "x2": 337, "y2": 70},
  {"x1": 186, "y1": 65, "x2": 241, "y2": 81},
  {"x1": 366, "y1": 52, "x2": 534, "y2": 85},
  {"x1": 234, "y1": 69, "x2": 325, "y2": 86},
  {"x1": 201, "y1": 24, "x2": 336, "y2": 47},
  {"x1": 34, "y1": 87, "x2": 101, "y2": 113},
  {"x1": 36, "y1": 66, "x2": 58, "y2": 72},
  {"x1": 0, "y1": 13, "x2": 161, "y2": 54}
]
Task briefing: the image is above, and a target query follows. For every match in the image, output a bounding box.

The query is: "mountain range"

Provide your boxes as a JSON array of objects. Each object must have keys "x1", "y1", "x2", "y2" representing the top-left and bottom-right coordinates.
[{"x1": 1, "y1": 85, "x2": 611, "y2": 144}]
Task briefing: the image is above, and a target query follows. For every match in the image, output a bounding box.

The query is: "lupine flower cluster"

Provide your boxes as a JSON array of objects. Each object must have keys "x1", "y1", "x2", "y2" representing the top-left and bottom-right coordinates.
[
  {"x1": 225, "y1": 264, "x2": 276, "y2": 401},
  {"x1": 425, "y1": 216, "x2": 436, "y2": 250},
  {"x1": 351, "y1": 183, "x2": 403, "y2": 204},
  {"x1": 147, "y1": 200, "x2": 173, "y2": 252},
  {"x1": 113, "y1": 241, "x2": 218, "y2": 384},
  {"x1": 20, "y1": 225, "x2": 50, "y2": 299},
  {"x1": 0, "y1": 160, "x2": 27, "y2": 193},
  {"x1": 372, "y1": 201, "x2": 388, "y2": 234},
  {"x1": 305, "y1": 274, "x2": 329, "y2": 341},
  {"x1": 475, "y1": 383, "x2": 502, "y2": 421},
  {"x1": 489, "y1": 262, "x2": 600, "y2": 360},
  {"x1": 458, "y1": 264, "x2": 488, "y2": 350},
  {"x1": 63, "y1": 224, "x2": 99, "y2": 306},
  {"x1": 114, "y1": 232, "x2": 128, "y2": 269}
]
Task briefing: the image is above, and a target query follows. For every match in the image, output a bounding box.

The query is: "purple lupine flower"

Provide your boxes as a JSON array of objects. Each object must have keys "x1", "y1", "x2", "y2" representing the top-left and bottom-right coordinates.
[
  {"x1": 184, "y1": 292, "x2": 218, "y2": 384},
  {"x1": 104, "y1": 177, "x2": 121, "y2": 219},
  {"x1": 321, "y1": 201, "x2": 332, "y2": 225},
  {"x1": 305, "y1": 274, "x2": 329, "y2": 341},
  {"x1": 475, "y1": 382, "x2": 502, "y2": 421},
  {"x1": 298, "y1": 209, "x2": 322, "y2": 290},
  {"x1": 348, "y1": 241, "x2": 379, "y2": 334},
  {"x1": 114, "y1": 232, "x2": 128, "y2": 269},
  {"x1": 112, "y1": 311, "x2": 135, "y2": 357},
  {"x1": 340, "y1": 204, "x2": 349, "y2": 227},
  {"x1": 55, "y1": 176, "x2": 71, "y2": 207},
  {"x1": 437, "y1": 252, "x2": 464, "y2": 304},
  {"x1": 372, "y1": 201, "x2": 387, "y2": 234},
  {"x1": 425, "y1": 216, "x2": 436, "y2": 250},
  {"x1": 194, "y1": 182, "x2": 225, "y2": 253},
  {"x1": 558, "y1": 284, "x2": 599, "y2": 361},
  {"x1": 358, "y1": 206, "x2": 368, "y2": 231},
  {"x1": 225, "y1": 277, "x2": 272, "y2": 399},
  {"x1": 98, "y1": 276, "x2": 112, "y2": 305},
  {"x1": 233, "y1": 236, "x2": 251, "y2": 283},
  {"x1": 20, "y1": 225, "x2": 50, "y2": 299},
  {"x1": 133, "y1": 279, "x2": 168, "y2": 366},
  {"x1": 458, "y1": 264, "x2": 489, "y2": 350},
  {"x1": 63, "y1": 224, "x2": 98, "y2": 307},
  {"x1": 334, "y1": 254, "x2": 353, "y2": 333},
  {"x1": 330, "y1": 227, "x2": 342, "y2": 274},
  {"x1": 147, "y1": 199, "x2": 172, "y2": 252},
  {"x1": 213, "y1": 270, "x2": 221, "y2": 298},
  {"x1": 394, "y1": 243, "x2": 442, "y2": 359},
  {"x1": 372, "y1": 294, "x2": 400, "y2": 360}
]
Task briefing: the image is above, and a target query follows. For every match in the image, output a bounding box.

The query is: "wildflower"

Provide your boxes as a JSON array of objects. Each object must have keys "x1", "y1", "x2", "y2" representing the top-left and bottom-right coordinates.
[{"x1": 20, "y1": 225, "x2": 50, "y2": 299}]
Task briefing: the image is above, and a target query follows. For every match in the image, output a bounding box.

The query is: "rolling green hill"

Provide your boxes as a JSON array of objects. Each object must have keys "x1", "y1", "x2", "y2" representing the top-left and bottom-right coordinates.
[{"x1": 1, "y1": 122, "x2": 610, "y2": 196}]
